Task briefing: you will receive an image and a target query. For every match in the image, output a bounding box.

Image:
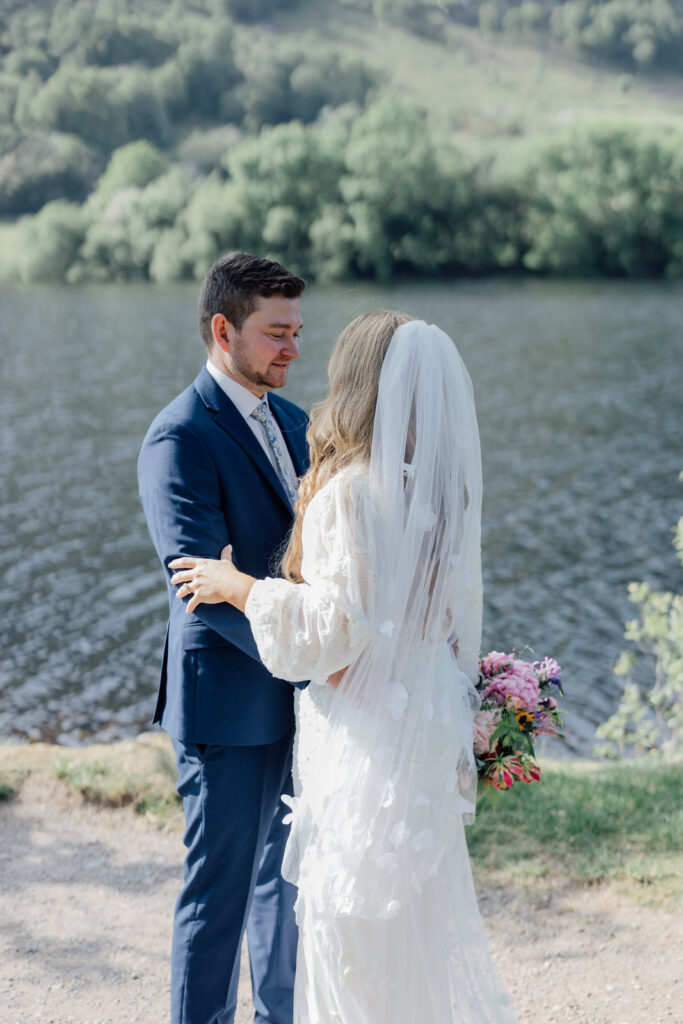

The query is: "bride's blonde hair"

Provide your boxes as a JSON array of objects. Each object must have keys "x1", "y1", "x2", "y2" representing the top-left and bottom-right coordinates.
[{"x1": 282, "y1": 310, "x2": 413, "y2": 582}]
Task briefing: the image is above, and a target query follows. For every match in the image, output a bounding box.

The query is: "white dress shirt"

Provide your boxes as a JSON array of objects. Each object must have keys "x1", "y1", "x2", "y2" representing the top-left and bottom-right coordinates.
[{"x1": 206, "y1": 360, "x2": 298, "y2": 483}]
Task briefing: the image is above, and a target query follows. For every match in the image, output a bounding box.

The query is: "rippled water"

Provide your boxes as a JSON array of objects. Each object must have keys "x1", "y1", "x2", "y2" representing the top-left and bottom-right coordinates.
[{"x1": 1, "y1": 279, "x2": 681, "y2": 752}]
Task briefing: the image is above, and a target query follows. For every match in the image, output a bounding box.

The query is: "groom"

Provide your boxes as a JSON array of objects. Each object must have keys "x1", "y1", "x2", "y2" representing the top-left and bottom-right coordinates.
[{"x1": 138, "y1": 252, "x2": 308, "y2": 1024}]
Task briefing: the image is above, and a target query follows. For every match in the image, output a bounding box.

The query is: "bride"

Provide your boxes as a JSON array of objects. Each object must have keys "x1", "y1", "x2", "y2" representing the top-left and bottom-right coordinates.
[{"x1": 170, "y1": 312, "x2": 518, "y2": 1023}]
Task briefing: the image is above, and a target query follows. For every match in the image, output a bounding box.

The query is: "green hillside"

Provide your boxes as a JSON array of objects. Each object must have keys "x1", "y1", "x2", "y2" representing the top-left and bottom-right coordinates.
[
  {"x1": 275, "y1": 1, "x2": 683, "y2": 146},
  {"x1": 1, "y1": 0, "x2": 682, "y2": 282}
]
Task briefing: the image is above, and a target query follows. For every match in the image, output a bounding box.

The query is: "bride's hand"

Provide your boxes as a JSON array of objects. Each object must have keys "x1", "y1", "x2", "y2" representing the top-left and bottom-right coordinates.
[{"x1": 170, "y1": 546, "x2": 253, "y2": 613}]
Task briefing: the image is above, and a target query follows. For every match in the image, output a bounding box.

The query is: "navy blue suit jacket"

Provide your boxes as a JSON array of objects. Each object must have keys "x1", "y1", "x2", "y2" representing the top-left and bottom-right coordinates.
[{"x1": 138, "y1": 366, "x2": 309, "y2": 746}]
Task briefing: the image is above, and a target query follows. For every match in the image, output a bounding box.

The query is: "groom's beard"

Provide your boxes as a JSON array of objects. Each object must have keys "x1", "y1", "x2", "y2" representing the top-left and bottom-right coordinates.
[{"x1": 231, "y1": 339, "x2": 290, "y2": 391}]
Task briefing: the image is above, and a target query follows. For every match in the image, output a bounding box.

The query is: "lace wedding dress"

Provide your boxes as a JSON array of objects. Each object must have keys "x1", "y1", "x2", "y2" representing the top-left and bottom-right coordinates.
[{"x1": 245, "y1": 323, "x2": 519, "y2": 1023}]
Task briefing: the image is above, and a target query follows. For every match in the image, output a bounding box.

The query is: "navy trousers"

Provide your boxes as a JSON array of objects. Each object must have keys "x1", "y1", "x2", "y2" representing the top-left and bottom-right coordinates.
[{"x1": 171, "y1": 730, "x2": 298, "y2": 1024}]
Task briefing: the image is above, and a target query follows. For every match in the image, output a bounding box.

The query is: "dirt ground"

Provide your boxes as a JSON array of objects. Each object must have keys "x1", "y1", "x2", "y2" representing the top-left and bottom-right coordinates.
[{"x1": 1, "y1": 776, "x2": 680, "y2": 1024}]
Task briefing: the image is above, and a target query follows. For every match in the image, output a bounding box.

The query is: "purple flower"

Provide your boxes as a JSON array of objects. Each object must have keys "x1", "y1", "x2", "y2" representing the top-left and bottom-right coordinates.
[{"x1": 534, "y1": 657, "x2": 562, "y2": 681}]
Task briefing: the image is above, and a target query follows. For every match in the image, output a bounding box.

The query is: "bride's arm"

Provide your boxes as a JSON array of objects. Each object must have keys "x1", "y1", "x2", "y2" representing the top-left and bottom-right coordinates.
[
  {"x1": 171, "y1": 550, "x2": 354, "y2": 687},
  {"x1": 327, "y1": 666, "x2": 348, "y2": 689}
]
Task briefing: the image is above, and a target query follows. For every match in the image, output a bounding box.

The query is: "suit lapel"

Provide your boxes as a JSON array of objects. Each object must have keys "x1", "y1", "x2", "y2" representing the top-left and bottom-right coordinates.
[{"x1": 193, "y1": 368, "x2": 293, "y2": 512}]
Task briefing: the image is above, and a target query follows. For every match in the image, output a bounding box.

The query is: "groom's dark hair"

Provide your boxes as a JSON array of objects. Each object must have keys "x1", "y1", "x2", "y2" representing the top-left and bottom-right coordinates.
[{"x1": 198, "y1": 251, "x2": 306, "y2": 350}]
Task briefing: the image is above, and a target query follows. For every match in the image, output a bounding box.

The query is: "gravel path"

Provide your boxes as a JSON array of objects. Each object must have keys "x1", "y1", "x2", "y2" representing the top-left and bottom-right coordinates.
[{"x1": 1, "y1": 777, "x2": 679, "y2": 1024}]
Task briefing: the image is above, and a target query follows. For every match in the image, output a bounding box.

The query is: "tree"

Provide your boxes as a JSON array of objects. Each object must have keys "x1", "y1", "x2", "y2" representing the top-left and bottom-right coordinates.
[
  {"x1": 149, "y1": 227, "x2": 192, "y2": 283},
  {"x1": 596, "y1": 476, "x2": 683, "y2": 757},
  {"x1": 76, "y1": 214, "x2": 156, "y2": 281},
  {"x1": 76, "y1": 16, "x2": 175, "y2": 68},
  {"x1": 309, "y1": 203, "x2": 356, "y2": 282},
  {"x1": 517, "y1": 124, "x2": 683, "y2": 277},
  {"x1": 27, "y1": 66, "x2": 128, "y2": 149},
  {"x1": 128, "y1": 167, "x2": 192, "y2": 231},
  {"x1": 211, "y1": 0, "x2": 300, "y2": 22},
  {"x1": 94, "y1": 141, "x2": 166, "y2": 207},
  {"x1": 26, "y1": 64, "x2": 168, "y2": 151},
  {"x1": 4, "y1": 47, "x2": 56, "y2": 79},
  {"x1": 339, "y1": 99, "x2": 481, "y2": 279},
  {"x1": 13, "y1": 200, "x2": 88, "y2": 283},
  {"x1": 179, "y1": 178, "x2": 255, "y2": 279},
  {"x1": 238, "y1": 38, "x2": 375, "y2": 130},
  {"x1": 173, "y1": 23, "x2": 242, "y2": 122},
  {"x1": 0, "y1": 132, "x2": 100, "y2": 214},
  {"x1": 220, "y1": 118, "x2": 346, "y2": 272}
]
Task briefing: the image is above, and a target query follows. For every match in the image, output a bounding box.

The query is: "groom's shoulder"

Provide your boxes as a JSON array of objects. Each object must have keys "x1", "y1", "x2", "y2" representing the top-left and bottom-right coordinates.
[{"x1": 141, "y1": 373, "x2": 208, "y2": 447}]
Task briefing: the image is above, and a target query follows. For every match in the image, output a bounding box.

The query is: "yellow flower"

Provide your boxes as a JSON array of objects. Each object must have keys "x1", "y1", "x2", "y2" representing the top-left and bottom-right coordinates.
[{"x1": 516, "y1": 710, "x2": 534, "y2": 730}]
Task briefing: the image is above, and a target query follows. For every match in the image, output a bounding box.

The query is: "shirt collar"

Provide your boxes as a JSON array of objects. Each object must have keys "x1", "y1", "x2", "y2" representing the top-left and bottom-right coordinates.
[{"x1": 206, "y1": 359, "x2": 268, "y2": 419}]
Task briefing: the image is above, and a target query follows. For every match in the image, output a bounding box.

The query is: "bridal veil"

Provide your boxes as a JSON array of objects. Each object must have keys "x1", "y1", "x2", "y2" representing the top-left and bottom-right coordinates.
[
  {"x1": 275, "y1": 319, "x2": 518, "y2": 1022},
  {"x1": 283, "y1": 320, "x2": 484, "y2": 916}
]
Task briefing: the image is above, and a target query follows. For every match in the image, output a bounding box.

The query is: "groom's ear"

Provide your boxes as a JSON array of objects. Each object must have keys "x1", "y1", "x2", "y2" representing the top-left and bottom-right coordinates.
[{"x1": 211, "y1": 313, "x2": 236, "y2": 352}]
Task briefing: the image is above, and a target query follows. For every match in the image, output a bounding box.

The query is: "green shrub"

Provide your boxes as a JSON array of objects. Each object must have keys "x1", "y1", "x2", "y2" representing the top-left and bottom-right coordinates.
[{"x1": 596, "y1": 478, "x2": 683, "y2": 757}]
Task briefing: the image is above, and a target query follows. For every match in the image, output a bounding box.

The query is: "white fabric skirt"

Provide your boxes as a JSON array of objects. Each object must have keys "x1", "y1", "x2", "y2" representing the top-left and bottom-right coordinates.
[{"x1": 289, "y1": 646, "x2": 519, "y2": 1024}]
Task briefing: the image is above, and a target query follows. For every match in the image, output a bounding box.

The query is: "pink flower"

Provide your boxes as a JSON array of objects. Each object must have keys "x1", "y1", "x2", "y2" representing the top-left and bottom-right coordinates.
[
  {"x1": 534, "y1": 657, "x2": 561, "y2": 681},
  {"x1": 487, "y1": 761, "x2": 514, "y2": 790},
  {"x1": 472, "y1": 709, "x2": 501, "y2": 755},
  {"x1": 479, "y1": 651, "x2": 513, "y2": 677},
  {"x1": 481, "y1": 659, "x2": 540, "y2": 710}
]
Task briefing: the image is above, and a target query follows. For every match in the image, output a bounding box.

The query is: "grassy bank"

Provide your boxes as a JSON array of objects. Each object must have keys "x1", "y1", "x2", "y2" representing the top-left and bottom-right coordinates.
[
  {"x1": 0, "y1": 732, "x2": 182, "y2": 828},
  {"x1": 468, "y1": 758, "x2": 681, "y2": 906},
  {"x1": 1, "y1": 735, "x2": 680, "y2": 908}
]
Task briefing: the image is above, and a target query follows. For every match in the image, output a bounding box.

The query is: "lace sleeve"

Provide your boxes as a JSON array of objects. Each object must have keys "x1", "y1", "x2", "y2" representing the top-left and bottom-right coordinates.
[{"x1": 244, "y1": 466, "x2": 375, "y2": 684}]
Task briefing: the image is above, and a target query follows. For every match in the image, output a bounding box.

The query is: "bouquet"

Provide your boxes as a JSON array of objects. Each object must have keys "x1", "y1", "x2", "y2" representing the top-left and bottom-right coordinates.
[{"x1": 473, "y1": 652, "x2": 564, "y2": 792}]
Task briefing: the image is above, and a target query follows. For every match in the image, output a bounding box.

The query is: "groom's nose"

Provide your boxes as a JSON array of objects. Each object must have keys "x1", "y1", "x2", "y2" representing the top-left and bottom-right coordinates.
[{"x1": 281, "y1": 335, "x2": 300, "y2": 359}]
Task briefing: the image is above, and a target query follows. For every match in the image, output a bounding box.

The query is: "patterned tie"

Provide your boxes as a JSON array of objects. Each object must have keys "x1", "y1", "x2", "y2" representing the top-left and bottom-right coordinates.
[{"x1": 251, "y1": 401, "x2": 299, "y2": 509}]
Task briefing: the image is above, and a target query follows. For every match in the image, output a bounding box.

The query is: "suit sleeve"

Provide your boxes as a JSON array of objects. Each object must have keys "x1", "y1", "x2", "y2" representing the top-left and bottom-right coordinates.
[{"x1": 138, "y1": 419, "x2": 262, "y2": 663}]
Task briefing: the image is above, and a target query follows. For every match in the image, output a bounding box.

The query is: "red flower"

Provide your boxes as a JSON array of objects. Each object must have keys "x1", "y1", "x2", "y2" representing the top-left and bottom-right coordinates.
[{"x1": 482, "y1": 752, "x2": 541, "y2": 789}]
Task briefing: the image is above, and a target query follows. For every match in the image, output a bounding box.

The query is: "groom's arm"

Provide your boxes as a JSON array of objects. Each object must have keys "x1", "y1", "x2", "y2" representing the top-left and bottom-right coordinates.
[{"x1": 138, "y1": 419, "x2": 263, "y2": 663}]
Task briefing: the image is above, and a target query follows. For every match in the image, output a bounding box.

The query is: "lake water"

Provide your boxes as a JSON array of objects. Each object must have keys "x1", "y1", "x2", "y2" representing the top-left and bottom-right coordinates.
[{"x1": 1, "y1": 279, "x2": 681, "y2": 754}]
